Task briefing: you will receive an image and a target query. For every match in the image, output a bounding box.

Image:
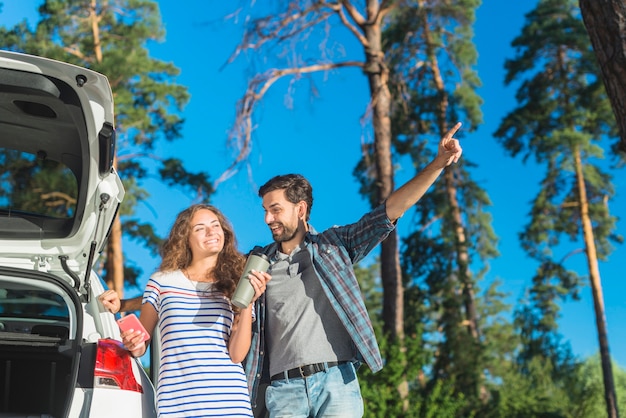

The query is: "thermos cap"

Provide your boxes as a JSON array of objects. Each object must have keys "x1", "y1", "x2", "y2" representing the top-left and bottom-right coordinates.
[
  {"x1": 249, "y1": 251, "x2": 269, "y2": 261},
  {"x1": 249, "y1": 245, "x2": 269, "y2": 261}
]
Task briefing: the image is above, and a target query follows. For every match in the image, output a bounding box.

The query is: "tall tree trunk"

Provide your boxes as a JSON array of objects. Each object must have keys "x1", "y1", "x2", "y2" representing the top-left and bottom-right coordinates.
[
  {"x1": 363, "y1": 13, "x2": 401, "y2": 342},
  {"x1": 424, "y1": 13, "x2": 480, "y2": 350},
  {"x1": 363, "y1": 0, "x2": 407, "y2": 406},
  {"x1": 579, "y1": 0, "x2": 626, "y2": 153},
  {"x1": 443, "y1": 170, "x2": 479, "y2": 339},
  {"x1": 105, "y1": 217, "x2": 124, "y2": 295},
  {"x1": 574, "y1": 147, "x2": 619, "y2": 418},
  {"x1": 89, "y1": 0, "x2": 125, "y2": 297},
  {"x1": 89, "y1": 0, "x2": 103, "y2": 63},
  {"x1": 420, "y1": 2, "x2": 479, "y2": 342},
  {"x1": 444, "y1": 168, "x2": 487, "y2": 401},
  {"x1": 420, "y1": 3, "x2": 483, "y2": 399}
]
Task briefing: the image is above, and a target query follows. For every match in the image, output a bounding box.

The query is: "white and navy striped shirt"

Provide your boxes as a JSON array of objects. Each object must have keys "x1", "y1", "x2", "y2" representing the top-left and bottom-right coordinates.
[{"x1": 144, "y1": 270, "x2": 253, "y2": 417}]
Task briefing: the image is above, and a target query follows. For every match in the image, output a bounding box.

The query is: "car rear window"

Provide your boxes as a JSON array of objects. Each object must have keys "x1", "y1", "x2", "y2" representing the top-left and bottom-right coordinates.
[
  {"x1": 0, "y1": 148, "x2": 78, "y2": 219},
  {"x1": 0, "y1": 287, "x2": 69, "y2": 320}
]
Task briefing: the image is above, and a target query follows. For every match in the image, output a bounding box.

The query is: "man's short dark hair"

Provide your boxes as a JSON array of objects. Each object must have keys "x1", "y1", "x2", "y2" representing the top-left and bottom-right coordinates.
[{"x1": 258, "y1": 174, "x2": 314, "y2": 221}]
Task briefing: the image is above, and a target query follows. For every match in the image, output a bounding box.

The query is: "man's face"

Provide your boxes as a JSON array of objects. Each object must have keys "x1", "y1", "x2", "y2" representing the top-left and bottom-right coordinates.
[{"x1": 261, "y1": 189, "x2": 302, "y2": 243}]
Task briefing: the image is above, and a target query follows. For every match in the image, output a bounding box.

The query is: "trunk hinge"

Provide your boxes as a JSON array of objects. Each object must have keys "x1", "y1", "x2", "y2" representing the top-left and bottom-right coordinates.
[
  {"x1": 33, "y1": 255, "x2": 52, "y2": 272},
  {"x1": 59, "y1": 255, "x2": 81, "y2": 292}
]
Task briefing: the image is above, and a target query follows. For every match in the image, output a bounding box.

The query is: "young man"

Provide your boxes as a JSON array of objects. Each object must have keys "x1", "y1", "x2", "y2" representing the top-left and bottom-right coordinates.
[{"x1": 245, "y1": 122, "x2": 463, "y2": 417}]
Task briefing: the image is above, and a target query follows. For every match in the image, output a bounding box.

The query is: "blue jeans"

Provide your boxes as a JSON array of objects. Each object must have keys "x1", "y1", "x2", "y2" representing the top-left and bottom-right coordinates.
[{"x1": 265, "y1": 362, "x2": 364, "y2": 418}]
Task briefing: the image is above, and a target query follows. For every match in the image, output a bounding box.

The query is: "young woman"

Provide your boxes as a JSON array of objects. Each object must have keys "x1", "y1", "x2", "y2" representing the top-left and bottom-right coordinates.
[{"x1": 109, "y1": 204, "x2": 270, "y2": 417}]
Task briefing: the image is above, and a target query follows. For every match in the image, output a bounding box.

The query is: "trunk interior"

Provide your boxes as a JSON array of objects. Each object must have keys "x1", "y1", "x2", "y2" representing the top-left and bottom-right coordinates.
[
  {"x1": 0, "y1": 336, "x2": 74, "y2": 417},
  {"x1": 0, "y1": 271, "x2": 81, "y2": 418}
]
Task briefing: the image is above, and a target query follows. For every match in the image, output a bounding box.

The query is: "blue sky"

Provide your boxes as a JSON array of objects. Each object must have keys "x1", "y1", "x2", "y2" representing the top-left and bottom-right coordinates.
[{"x1": 3, "y1": 0, "x2": 626, "y2": 368}]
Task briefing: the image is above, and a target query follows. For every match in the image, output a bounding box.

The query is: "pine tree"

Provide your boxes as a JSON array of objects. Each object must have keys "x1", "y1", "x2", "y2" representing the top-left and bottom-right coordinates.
[
  {"x1": 370, "y1": 0, "x2": 508, "y2": 413},
  {"x1": 494, "y1": 1, "x2": 623, "y2": 416}
]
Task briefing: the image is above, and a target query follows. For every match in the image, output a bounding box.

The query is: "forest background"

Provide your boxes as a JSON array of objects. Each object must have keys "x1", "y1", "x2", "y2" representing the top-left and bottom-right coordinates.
[{"x1": 2, "y1": 0, "x2": 626, "y2": 416}]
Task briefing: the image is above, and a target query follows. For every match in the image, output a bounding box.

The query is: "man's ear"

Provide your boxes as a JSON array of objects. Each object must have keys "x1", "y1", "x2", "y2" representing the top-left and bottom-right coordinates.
[{"x1": 298, "y1": 201, "x2": 308, "y2": 220}]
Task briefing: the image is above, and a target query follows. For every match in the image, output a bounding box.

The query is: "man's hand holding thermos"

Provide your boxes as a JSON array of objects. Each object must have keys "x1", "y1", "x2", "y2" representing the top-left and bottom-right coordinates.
[{"x1": 232, "y1": 246, "x2": 270, "y2": 308}]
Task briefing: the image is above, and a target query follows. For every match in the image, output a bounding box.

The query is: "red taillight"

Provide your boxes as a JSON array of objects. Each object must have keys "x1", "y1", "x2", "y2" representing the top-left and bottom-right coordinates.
[{"x1": 94, "y1": 338, "x2": 143, "y2": 393}]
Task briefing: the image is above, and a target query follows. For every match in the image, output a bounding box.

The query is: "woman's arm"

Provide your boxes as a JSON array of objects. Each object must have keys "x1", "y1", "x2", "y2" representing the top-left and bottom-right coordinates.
[
  {"x1": 228, "y1": 269, "x2": 270, "y2": 363},
  {"x1": 228, "y1": 304, "x2": 255, "y2": 363},
  {"x1": 98, "y1": 291, "x2": 142, "y2": 313}
]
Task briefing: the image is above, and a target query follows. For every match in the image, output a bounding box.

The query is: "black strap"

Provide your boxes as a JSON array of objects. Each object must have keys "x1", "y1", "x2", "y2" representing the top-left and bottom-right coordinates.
[{"x1": 270, "y1": 361, "x2": 345, "y2": 381}]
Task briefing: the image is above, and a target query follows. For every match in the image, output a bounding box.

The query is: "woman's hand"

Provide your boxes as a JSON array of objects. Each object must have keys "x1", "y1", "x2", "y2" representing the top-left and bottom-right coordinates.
[
  {"x1": 121, "y1": 328, "x2": 148, "y2": 357},
  {"x1": 98, "y1": 290, "x2": 121, "y2": 314},
  {"x1": 115, "y1": 304, "x2": 157, "y2": 358}
]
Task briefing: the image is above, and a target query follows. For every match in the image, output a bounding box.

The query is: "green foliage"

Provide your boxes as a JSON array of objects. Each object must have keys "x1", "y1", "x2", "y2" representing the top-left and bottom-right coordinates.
[
  {"x1": 412, "y1": 379, "x2": 468, "y2": 418},
  {"x1": 505, "y1": 350, "x2": 626, "y2": 418},
  {"x1": 384, "y1": 0, "x2": 483, "y2": 135},
  {"x1": 359, "y1": 333, "x2": 412, "y2": 418},
  {"x1": 358, "y1": 329, "x2": 468, "y2": 418},
  {"x1": 574, "y1": 354, "x2": 626, "y2": 417},
  {"x1": 359, "y1": 258, "x2": 477, "y2": 416},
  {"x1": 357, "y1": 261, "x2": 465, "y2": 417},
  {"x1": 0, "y1": 149, "x2": 78, "y2": 218},
  {"x1": 491, "y1": 355, "x2": 581, "y2": 417},
  {"x1": 159, "y1": 158, "x2": 214, "y2": 201}
]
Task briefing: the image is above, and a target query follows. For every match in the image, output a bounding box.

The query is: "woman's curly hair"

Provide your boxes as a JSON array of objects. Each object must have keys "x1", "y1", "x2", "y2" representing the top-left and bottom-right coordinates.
[{"x1": 158, "y1": 204, "x2": 246, "y2": 299}]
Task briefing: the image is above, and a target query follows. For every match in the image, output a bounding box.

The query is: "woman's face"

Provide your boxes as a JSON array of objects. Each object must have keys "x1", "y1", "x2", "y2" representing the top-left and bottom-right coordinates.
[{"x1": 187, "y1": 208, "x2": 225, "y2": 260}]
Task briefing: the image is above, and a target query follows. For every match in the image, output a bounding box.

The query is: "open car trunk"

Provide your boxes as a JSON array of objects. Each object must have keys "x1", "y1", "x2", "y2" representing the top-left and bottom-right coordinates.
[
  {"x1": 0, "y1": 50, "x2": 154, "y2": 418},
  {"x1": 0, "y1": 268, "x2": 82, "y2": 418}
]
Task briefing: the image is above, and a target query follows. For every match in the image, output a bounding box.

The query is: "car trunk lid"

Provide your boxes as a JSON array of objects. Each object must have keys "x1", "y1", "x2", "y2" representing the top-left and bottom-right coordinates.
[{"x1": 0, "y1": 50, "x2": 124, "y2": 295}]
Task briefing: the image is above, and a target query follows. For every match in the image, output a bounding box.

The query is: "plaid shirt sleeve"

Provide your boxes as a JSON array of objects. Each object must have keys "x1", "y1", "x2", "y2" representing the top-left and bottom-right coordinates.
[{"x1": 243, "y1": 292, "x2": 265, "y2": 410}]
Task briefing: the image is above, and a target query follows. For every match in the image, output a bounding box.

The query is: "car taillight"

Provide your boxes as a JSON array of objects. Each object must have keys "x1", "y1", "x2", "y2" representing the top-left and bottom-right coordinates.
[{"x1": 94, "y1": 338, "x2": 143, "y2": 393}]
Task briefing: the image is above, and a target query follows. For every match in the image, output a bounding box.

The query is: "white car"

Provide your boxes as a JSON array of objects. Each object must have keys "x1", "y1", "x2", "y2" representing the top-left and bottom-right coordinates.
[{"x1": 0, "y1": 51, "x2": 157, "y2": 417}]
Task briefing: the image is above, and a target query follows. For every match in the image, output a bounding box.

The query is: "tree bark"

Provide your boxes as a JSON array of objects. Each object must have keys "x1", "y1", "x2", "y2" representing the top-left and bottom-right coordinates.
[
  {"x1": 444, "y1": 170, "x2": 479, "y2": 340},
  {"x1": 105, "y1": 216, "x2": 125, "y2": 296},
  {"x1": 362, "y1": 0, "x2": 407, "y2": 407},
  {"x1": 421, "y1": 1, "x2": 483, "y2": 398},
  {"x1": 574, "y1": 146, "x2": 619, "y2": 418},
  {"x1": 579, "y1": 0, "x2": 626, "y2": 153},
  {"x1": 366, "y1": 43, "x2": 403, "y2": 341}
]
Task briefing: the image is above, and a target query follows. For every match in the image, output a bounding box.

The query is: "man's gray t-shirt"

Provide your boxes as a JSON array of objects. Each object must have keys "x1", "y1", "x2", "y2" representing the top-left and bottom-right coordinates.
[{"x1": 266, "y1": 245, "x2": 355, "y2": 377}]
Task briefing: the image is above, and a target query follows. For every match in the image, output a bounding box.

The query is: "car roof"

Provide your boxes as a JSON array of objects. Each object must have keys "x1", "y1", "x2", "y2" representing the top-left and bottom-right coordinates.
[{"x1": 0, "y1": 51, "x2": 124, "y2": 279}]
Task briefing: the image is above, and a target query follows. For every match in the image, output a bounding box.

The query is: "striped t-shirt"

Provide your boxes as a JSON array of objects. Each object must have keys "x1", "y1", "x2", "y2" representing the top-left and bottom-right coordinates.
[{"x1": 144, "y1": 270, "x2": 253, "y2": 417}]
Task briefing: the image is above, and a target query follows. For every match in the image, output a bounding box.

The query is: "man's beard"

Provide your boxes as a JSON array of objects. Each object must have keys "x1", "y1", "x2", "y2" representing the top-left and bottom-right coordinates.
[{"x1": 271, "y1": 223, "x2": 298, "y2": 243}]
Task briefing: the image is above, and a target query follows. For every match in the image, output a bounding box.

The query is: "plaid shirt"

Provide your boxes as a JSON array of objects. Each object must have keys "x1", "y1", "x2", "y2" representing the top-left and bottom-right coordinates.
[{"x1": 243, "y1": 203, "x2": 395, "y2": 408}]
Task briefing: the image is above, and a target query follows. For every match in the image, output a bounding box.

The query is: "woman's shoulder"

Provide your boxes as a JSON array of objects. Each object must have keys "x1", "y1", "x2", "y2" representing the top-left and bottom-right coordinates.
[{"x1": 150, "y1": 269, "x2": 184, "y2": 283}]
